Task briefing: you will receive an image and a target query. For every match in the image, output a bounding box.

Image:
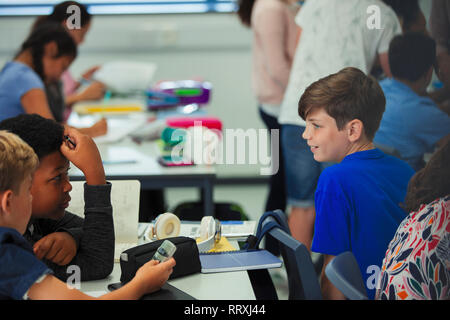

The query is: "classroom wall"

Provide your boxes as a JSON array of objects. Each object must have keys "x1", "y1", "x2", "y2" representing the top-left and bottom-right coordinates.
[{"x1": 0, "y1": 13, "x2": 265, "y2": 178}]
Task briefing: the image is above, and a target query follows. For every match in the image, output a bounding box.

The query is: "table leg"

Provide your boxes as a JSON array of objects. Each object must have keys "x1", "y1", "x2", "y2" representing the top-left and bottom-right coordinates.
[{"x1": 201, "y1": 178, "x2": 214, "y2": 217}]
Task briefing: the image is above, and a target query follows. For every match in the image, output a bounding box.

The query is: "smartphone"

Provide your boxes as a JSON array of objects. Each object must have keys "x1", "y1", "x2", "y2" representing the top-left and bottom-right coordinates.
[
  {"x1": 158, "y1": 155, "x2": 194, "y2": 167},
  {"x1": 152, "y1": 240, "x2": 177, "y2": 263}
]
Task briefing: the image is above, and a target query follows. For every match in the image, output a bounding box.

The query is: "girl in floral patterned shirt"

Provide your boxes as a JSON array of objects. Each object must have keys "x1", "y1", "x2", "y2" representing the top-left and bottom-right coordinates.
[{"x1": 376, "y1": 137, "x2": 450, "y2": 300}]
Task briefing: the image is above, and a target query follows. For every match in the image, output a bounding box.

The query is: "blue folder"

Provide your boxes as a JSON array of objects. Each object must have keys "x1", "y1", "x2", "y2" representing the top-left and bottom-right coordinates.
[{"x1": 199, "y1": 249, "x2": 282, "y2": 273}]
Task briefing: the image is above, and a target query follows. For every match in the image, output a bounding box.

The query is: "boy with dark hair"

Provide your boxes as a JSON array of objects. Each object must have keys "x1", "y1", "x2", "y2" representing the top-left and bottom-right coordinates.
[
  {"x1": 374, "y1": 32, "x2": 450, "y2": 171},
  {"x1": 0, "y1": 114, "x2": 113, "y2": 281},
  {"x1": 298, "y1": 67, "x2": 415, "y2": 299},
  {"x1": 0, "y1": 130, "x2": 175, "y2": 299}
]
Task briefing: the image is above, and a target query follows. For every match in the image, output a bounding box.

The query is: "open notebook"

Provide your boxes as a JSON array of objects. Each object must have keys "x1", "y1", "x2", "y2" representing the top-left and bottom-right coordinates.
[
  {"x1": 67, "y1": 180, "x2": 140, "y2": 262},
  {"x1": 199, "y1": 249, "x2": 282, "y2": 273}
]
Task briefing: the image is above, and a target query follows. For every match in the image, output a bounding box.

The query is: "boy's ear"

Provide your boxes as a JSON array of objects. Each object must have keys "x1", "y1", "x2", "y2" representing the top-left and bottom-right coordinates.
[
  {"x1": 44, "y1": 41, "x2": 58, "y2": 58},
  {"x1": 0, "y1": 190, "x2": 13, "y2": 216},
  {"x1": 346, "y1": 119, "x2": 364, "y2": 143}
]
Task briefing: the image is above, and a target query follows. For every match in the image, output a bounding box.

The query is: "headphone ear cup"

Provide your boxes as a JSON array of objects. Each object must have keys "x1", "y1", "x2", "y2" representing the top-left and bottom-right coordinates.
[
  {"x1": 199, "y1": 216, "x2": 215, "y2": 241},
  {"x1": 154, "y1": 212, "x2": 180, "y2": 239}
]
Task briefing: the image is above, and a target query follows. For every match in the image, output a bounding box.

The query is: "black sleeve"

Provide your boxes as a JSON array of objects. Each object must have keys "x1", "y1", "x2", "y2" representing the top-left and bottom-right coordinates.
[{"x1": 44, "y1": 182, "x2": 115, "y2": 281}]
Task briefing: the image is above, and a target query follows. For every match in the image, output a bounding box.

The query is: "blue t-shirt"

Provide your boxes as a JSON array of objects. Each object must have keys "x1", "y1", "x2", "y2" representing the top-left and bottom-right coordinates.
[
  {"x1": 0, "y1": 227, "x2": 52, "y2": 300},
  {"x1": 311, "y1": 149, "x2": 415, "y2": 299},
  {"x1": 0, "y1": 61, "x2": 44, "y2": 122},
  {"x1": 374, "y1": 78, "x2": 450, "y2": 171}
]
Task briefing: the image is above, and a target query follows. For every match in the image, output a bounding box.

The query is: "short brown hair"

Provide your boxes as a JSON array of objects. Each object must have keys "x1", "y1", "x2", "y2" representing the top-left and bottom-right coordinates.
[
  {"x1": 298, "y1": 67, "x2": 386, "y2": 140},
  {"x1": 0, "y1": 131, "x2": 39, "y2": 193}
]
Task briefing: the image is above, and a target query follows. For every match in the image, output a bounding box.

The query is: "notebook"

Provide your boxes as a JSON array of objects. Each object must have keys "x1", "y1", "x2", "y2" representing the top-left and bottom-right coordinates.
[{"x1": 199, "y1": 249, "x2": 282, "y2": 273}]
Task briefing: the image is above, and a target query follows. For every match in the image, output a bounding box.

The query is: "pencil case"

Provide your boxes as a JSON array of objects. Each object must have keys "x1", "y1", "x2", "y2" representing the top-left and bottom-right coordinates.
[{"x1": 119, "y1": 236, "x2": 201, "y2": 284}]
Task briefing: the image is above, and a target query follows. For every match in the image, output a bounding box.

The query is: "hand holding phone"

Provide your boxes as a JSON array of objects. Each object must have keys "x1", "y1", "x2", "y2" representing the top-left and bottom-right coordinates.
[{"x1": 152, "y1": 240, "x2": 177, "y2": 263}]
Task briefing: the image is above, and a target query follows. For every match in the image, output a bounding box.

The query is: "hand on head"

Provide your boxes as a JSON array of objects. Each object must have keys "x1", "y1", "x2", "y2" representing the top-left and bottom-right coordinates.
[{"x1": 60, "y1": 126, "x2": 106, "y2": 185}]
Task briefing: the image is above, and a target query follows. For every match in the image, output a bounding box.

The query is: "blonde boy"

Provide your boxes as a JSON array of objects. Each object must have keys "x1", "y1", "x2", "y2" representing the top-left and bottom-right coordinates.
[{"x1": 0, "y1": 130, "x2": 175, "y2": 300}]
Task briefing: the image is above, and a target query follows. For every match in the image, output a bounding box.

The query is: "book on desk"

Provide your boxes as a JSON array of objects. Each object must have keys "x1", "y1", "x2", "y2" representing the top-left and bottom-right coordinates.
[{"x1": 199, "y1": 249, "x2": 282, "y2": 273}]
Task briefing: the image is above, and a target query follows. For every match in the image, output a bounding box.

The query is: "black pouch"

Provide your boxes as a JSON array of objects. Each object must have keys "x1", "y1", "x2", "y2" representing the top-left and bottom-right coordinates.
[{"x1": 119, "y1": 236, "x2": 201, "y2": 284}]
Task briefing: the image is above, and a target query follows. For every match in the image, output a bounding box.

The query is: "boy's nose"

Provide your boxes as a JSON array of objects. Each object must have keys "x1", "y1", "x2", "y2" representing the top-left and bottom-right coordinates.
[
  {"x1": 63, "y1": 179, "x2": 73, "y2": 193},
  {"x1": 302, "y1": 126, "x2": 310, "y2": 140}
]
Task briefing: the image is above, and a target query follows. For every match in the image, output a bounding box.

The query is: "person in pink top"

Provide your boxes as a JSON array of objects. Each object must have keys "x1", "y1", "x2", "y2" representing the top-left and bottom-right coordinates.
[{"x1": 237, "y1": 0, "x2": 300, "y2": 253}]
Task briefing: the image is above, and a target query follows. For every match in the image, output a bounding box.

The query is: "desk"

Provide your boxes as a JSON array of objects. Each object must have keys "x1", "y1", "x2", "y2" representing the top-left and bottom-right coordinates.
[
  {"x1": 80, "y1": 238, "x2": 256, "y2": 300},
  {"x1": 68, "y1": 108, "x2": 216, "y2": 217},
  {"x1": 80, "y1": 263, "x2": 256, "y2": 300}
]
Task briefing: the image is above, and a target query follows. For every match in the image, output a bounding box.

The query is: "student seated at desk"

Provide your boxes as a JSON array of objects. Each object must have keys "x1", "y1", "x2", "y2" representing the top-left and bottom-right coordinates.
[
  {"x1": 374, "y1": 32, "x2": 450, "y2": 171},
  {"x1": 32, "y1": 1, "x2": 106, "y2": 122},
  {"x1": 297, "y1": 67, "x2": 415, "y2": 299},
  {"x1": 0, "y1": 130, "x2": 175, "y2": 300},
  {"x1": 376, "y1": 136, "x2": 450, "y2": 300},
  {"x1": 0, "y1": 22, "x2": 106, "y2": 137},
  {"x1": 0, "y1": 114, "x2": 112, "y2": 281}
]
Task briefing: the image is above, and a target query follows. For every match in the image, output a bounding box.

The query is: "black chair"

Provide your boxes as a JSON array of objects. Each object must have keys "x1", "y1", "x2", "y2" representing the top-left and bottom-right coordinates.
[
  {"x1": 325, "y1": 251, "x2": 368, "y2": 300},
  {"x1": 248, "y1": 210, "x2": 322, "y2": 300}
]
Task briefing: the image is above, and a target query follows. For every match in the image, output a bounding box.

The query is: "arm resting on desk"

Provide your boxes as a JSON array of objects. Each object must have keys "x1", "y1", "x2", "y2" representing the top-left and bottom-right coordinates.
[{"x1": 39, "y1": 183, "x2": 115, "y2": 281}]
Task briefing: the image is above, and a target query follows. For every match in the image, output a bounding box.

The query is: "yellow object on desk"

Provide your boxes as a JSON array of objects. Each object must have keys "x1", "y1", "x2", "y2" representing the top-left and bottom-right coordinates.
[
  {"x1": 74, "y1": 104, "x2": 144, "y2": 114},
  {"x1": 206, "y1": 236, "x2": 238, "y2": 253}
]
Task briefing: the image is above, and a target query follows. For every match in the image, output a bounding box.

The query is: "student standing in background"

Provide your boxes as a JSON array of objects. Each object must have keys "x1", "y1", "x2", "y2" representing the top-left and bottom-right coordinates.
[{"x1": 236, "y1": 0, "x2": 300, "y2": 244}]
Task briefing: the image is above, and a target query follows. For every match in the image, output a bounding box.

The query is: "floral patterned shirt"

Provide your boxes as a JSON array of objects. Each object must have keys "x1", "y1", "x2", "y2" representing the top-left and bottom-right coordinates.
[{"x1": 376, "y1": 196, "x2": 450, "y2": 300}]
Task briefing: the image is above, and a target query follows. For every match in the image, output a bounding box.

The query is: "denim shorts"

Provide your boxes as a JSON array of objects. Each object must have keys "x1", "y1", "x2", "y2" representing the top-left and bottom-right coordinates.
[{"x1": 281, "y1": 124, "x2": 331, "y2": 208}]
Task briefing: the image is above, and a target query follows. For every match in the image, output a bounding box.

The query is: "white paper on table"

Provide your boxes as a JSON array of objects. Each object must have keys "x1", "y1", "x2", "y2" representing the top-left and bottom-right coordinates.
[
  {"x1": 93, "y1": 115, "x2": 149, "y2": 144},
  {"x1": 92, "y1": 60, "x2": 157, "y2": 93}
]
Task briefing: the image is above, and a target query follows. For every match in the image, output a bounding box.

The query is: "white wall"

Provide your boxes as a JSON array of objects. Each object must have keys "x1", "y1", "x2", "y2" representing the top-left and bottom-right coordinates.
[{"x1": 0, "y1": 13, "x2": 266, "y2": 178}]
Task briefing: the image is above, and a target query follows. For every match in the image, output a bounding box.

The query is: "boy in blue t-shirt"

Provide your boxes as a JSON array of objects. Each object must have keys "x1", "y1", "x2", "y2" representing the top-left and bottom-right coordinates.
[
  {"x1": 297, "y1": 67, "x2": 415, "y2": 299},
  {"x1": 374, "y1": 32, "x2": 450, "y2": 171}
]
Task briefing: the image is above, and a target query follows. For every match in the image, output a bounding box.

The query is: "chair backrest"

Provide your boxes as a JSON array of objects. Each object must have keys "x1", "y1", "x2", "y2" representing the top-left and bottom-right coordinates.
[
  {"x1": 249, "y1": 210, "x2": 322, "y2": 300},
  {"x1": 265, "y1": 215, "x2": 323, "y2": 300},
  {"x1": 325, "y1": 251, "x2": 368, "y2": 300}
]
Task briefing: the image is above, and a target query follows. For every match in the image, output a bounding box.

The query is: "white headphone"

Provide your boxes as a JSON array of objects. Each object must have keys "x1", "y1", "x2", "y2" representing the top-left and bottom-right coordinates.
[{"x1": 149, "y1": 212, "x2": 221, "y2": 253}]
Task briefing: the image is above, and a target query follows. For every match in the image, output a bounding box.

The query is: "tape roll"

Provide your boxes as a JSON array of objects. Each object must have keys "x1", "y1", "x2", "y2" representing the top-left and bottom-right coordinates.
[{"x1": 153, "y1": 212, "x2": 181, "y2": 239}]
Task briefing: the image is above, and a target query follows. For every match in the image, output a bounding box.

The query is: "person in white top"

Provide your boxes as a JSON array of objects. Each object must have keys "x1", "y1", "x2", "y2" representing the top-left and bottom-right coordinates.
[
  {"x1": 237, "y1": 0, "x2": 300, "y2": 233},
  {"x1": 278, "y1": 0, "x2": 401, "y2": 249}
]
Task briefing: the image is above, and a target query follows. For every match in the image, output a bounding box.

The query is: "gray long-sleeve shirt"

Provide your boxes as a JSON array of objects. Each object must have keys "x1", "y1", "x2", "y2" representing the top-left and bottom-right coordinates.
[{"x1": 24, "y1": 183, "x2": 115, "y2": 281}]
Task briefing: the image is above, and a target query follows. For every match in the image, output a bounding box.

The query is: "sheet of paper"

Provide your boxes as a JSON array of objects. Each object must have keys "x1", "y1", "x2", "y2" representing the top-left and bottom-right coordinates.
[
  {"x1": 93, "y1": 115, "x2": 149, "y2": 144},
  {"x1": 92, "y1": 60, "x2": 157, "y2": 93},
  {"x1": 67, "y1": 180, "x2": 141, "y2": 262}
]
